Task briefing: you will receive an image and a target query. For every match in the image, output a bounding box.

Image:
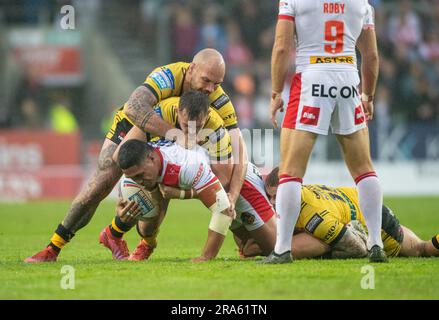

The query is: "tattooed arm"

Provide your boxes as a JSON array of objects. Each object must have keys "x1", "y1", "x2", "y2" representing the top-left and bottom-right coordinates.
[
  {"x1": 124, "y1": 86, "x2": 176, "y2": 137},
  {"x1": 331, "y1": 227, "x2": 368, "y2": 259}
]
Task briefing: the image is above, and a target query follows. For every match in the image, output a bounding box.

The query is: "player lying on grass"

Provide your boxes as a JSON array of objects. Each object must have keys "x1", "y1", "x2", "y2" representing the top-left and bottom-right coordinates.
[
  {"x1": 239, "y1": 167, "x2": 439, "y2": 259},
  {"x1": 111, "y1": 138, "x2": 235, "y2": 262},
  {"x1": 99, "y1": 92, "x2": 275, "y2": 261}
]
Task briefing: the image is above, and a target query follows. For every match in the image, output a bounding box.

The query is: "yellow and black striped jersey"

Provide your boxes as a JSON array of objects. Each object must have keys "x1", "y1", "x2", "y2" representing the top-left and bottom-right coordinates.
[
  {"x1": 299, "y1": 185, "x2": 363, "y2": 226},
  {"x1": 142, "y1": 62, "x2": 238, "y2": 130},
  {"x1": 296, "y1": 185, "x2": 401, "y2": 257},
  {"x1": 149, "y1": 97, "x2": 232, "y2": 161},
  {"x1": 293, "y1": 185, "x2": 362, "y2": 244}
]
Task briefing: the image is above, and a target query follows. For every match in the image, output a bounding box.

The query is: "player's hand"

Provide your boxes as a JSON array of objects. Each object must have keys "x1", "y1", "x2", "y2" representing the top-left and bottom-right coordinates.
[
  {"x1": 116, "y1": 199, "x2": 142, "y2": 223},
  {"x1": 158, "y1": 184, "x2": 181, "y2": 200},
  {"x1": 270, "y1": 92, "x2": 284, "y2": 129},
  {"x1": 191, "y1": 256, "x2": 211, "y2": 263},
  {"x1": 362, "y1": 100, "x2": 374, "y2": 121},
  {"x1": 226, "y1": 193, "x2": 237, "y2": 218}
]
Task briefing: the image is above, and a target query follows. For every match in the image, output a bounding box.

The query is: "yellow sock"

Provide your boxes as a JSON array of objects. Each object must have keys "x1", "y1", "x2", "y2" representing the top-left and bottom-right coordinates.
[
  {"x1": 48, "y1": 224, "x2": 75, "y2": 253},
  {"x1": 109, "y1": 216, "x2": 133, "y2": 238},
  {"x1": 50, "y1": 233, "x2": 68, "y2": 250},
  {"x1": 432, "y1": 234, "x2": 439, "y2": 251}
]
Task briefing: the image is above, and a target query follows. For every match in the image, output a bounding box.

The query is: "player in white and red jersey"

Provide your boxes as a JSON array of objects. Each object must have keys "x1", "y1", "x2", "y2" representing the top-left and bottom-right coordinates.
[
  {"x1": 100, "y1": 139, "x2": 235, "y2": 262},
  {"x1": 158, "y1": 161, "x2": 277, "y2": 259},
  {"x1": 264, "y1": 0, "x2": 387, "y2": 263}
]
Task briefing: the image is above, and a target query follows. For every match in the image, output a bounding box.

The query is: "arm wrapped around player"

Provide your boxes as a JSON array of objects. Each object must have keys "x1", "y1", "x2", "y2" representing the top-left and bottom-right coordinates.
[{"x1": 158, "y1": 184, "x2": 195, "y2": 200}]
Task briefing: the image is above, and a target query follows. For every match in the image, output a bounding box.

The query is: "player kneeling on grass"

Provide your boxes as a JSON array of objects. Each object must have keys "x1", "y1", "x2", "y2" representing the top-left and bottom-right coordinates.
[
  {"x1": 99, "y1": 92, "x2": 276, "y2": 261},
  {"x1": 101, "y1": 138, "x2": 235, "y2": 262},
  {"x1": 249, "y1": 167, "x2": 439, "y2": 260}
]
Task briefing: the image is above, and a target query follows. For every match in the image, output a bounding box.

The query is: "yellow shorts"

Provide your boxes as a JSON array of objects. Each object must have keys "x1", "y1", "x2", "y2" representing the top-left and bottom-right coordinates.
[
  {"x1": 381, "y1": 205, "x2": 404, "y2": 257},
  {"x1": 105, "y1": 109, "x2": 150, "y2": 145},
  {"x1": 105, "y1": 109, "x2": 135, "y2": 145}
]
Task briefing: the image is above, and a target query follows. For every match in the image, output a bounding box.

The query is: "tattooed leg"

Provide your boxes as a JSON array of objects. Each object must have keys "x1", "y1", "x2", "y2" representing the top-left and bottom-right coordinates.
[{"x1": 62, "y1": 139, "x2": 122, "y2": 232}]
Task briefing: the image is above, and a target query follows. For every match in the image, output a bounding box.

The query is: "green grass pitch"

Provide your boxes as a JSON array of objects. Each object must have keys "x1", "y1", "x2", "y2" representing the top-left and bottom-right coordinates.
[{"x1": 1, "y1": 197, "x2": 438, "y2": 299}]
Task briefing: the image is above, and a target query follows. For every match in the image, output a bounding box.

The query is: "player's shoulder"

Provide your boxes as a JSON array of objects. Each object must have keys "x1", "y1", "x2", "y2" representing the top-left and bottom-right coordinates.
[
  {"x1": 206, "y1": 107, "x2": 225, "y2": 126},
  {"x1": 146, "y1": 62, "x2": 189, "y2": 91},
  {"x1": 156, "y1": 96, "x2": 180, "y2": 110},
  {"x1": 160, "y1": 61, "x2": 190, "y2": 75},
  {"x1": 154, "y1": 97, "x2": 178, "y2": 120},
  {"x1": 209, "y1": 85, "x2": 230, "y2": 105}
]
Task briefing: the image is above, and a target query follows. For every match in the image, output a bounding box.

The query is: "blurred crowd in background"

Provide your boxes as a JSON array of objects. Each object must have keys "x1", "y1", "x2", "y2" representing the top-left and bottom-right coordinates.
[{"x1": 1, "y1": 0, "x2": 438, "y2": 143}]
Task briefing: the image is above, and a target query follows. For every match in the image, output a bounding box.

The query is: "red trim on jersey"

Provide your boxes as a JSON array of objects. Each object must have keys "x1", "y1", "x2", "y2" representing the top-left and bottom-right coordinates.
[
  {"x1": 355, "y1": 171, "x2": 377, "y2": 184},
  {"x1": 240, "y1": 180, "x2": 275, "y2": 223},
  {"x1": 279, "y1": 174, "x2": 303, "y2": 185},
  {"x1": 196, "y1": 176, "x2": 219, "y2": 192},
  {"x1": 282, "y1": 73, "x2": 302, "y2": 129},
  {"x1": 278, "y1": 14, "x2": 295, "y2": 21},
  {"x1": 362, "y1": 24, "x2": 375, "y2": 30},
  {"x1": 162, "y1": 163, "x2": 182, "y2": 187},
  {"x1": 154, "y1": 148, "x2": 164, "y2": 176}
]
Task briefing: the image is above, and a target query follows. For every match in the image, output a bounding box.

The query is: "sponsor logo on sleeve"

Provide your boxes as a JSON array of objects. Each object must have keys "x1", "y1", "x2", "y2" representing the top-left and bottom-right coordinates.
[
  {"x1": 154, "y1": 105, "x2": 163, "y2": 118},
  {"x1": 150, "y1": 68, "x2": 175, "y2": 90},
  {"x1": 208, "y1": 127, "x2": 226, "y2": 144},
  {"x1": 191, "y1": 163, "x2": 204, "y2": 188},
  {"x1": 300, "y1": 106, "x2": 320, "y2": 126},
  {"x1": 305, "y1": 213, "x2": 324, "y2": 233},
  {"x1": 211, "y1": 94, "x2": 230, "y2": 110},
  {"x1": 324, "y1": 223, "x2": 339, "y2": 242},
  {"x1": 279, "y1": 1, "x2": 289, "y2": 9}
]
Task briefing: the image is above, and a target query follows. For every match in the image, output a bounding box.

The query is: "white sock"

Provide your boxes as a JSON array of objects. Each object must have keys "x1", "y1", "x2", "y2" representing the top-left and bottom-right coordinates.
[
  {"x1": 356, "y1": 172, "x2": 384, "y2": 250},
  {"x1": 274, "y1": 176, "x2": 302, "y2": 254}
]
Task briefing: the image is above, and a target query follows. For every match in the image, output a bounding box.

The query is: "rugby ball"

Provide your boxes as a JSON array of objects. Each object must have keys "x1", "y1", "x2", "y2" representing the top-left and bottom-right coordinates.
[{"x1": 119, "y1": 177, "x2": 159, "y2": 220}]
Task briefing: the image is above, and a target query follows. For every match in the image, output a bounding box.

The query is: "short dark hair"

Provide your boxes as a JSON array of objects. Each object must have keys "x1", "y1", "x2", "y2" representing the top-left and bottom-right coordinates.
[
  {"x1": 117, "y1": 139, "x2": 154, "y2": 170},
  {"x1": 178, "y1": 90, "x2": 210, "y2": 120},
  {"x1": 265, "y1": 167, "x2": 280, "y2": 187}
]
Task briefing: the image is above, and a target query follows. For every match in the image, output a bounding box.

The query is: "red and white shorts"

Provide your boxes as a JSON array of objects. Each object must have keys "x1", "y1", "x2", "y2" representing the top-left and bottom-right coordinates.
[
  {"x1": 231, "y1": 163, "x2": 275, "y2": 231},
  {"x1": 282, "y1": 71, "x2": 367, "y2": 135}
]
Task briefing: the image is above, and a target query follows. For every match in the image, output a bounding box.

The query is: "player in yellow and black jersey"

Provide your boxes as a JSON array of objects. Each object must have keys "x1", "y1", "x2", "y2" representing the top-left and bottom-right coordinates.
[
  {"x1": 260, "y1": 167, "x2": 439, "y2": 260},
  {"x1": 150, "y1": 96, "x2": 232, "y2": 162},
  {"x1": 106, "y1": 61, "x2": 238, "y2": 146}
]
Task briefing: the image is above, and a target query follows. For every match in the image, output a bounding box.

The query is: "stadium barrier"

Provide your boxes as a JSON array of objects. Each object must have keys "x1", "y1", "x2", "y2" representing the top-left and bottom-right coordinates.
[{"x1": 0, "y1": 129, "x2": 84, "y2": 201}]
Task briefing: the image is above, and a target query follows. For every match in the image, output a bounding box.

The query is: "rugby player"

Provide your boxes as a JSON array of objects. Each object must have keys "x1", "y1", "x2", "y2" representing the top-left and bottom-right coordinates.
[
  {"x1": 100, "y1": 92, "x2": 275, "y2": 260},
  {"x1": 139, "y1": 161, "x2": 277, "y2": 262},
  {"x1": 114, "y1": 139, "x2": 234, "y2": 262},
  {"x1": 266, "y1": 0, "x2": 386, "y2": 263},
  {"x1": 243, "y1": 167, "x2": 439, "y2": 259},
  {"x1": 25, "y1": 49, "x2": 248, "y2": 263}
]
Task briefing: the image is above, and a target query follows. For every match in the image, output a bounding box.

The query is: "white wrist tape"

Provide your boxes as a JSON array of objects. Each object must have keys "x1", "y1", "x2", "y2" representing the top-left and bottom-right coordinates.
[
  {"x1": 210, "y1": 187, "x2": 230, "y2": 213},
  {"x1": 209, "y1": 212, "x2": 233, "y2": 236},
  {"x1": 208, "y1": 188, "x2": 233, "y2": 235},
  {"x1": 179, "y1": 190, "x2": 185, "y2": 199}
]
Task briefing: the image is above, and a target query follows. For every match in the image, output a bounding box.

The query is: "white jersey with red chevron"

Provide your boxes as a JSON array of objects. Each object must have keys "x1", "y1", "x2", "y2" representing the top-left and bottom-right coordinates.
[
  {"x1": 154, "y1": 142, "x2": 217, "y2": 192},
  {"x1": 279, "y1": 0, "x2": 375, "y2": 72},
  {"x1": 233, "y1": 163, "x2": 276, "y2": 231}
]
